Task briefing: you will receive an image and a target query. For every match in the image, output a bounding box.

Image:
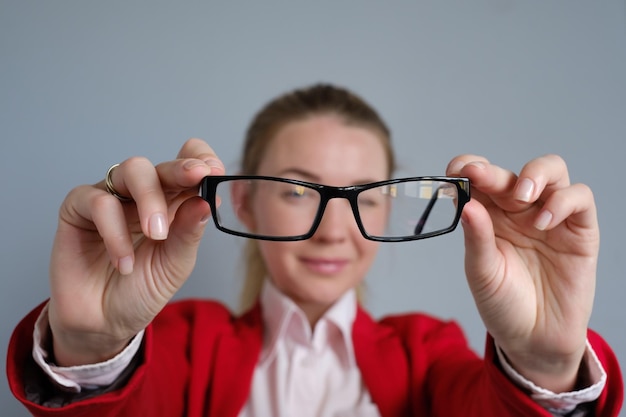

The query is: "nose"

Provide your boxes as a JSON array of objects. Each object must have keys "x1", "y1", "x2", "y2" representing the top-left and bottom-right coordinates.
[{"x1": 312, "y1": 198, "x2": 358, "y2": 242}]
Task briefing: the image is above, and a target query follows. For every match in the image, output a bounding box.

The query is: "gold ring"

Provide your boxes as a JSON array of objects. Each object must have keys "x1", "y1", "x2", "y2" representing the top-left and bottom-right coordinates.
[{"x1": 105, "y1": 163, "x2": 133, "y2": 202}]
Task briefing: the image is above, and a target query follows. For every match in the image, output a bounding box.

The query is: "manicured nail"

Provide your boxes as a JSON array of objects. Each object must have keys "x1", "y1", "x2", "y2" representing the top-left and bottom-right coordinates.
[
  {"x1": 448, "y1": 161, "x2": 466, "y2": 175},
  {"x1": 515, "y1": 178, "x2": 535, "y2": 202},
  {"x1": 199, "y1": 213, "x2": 211, "y2": 224},
  {"x1": 535, "y1": 210, "x2": 553, "y2": 231},
  {"x1": 466, "y1": 161, "x2": 486, "y2": 169},
  {"x1": 149, "y1": 213, "x2": 168, "y2": 240},
  {"x1": 203, "y1": 158, "x2": 223, "y2": 169},
  {"x1": 119, "y1": 256, "x2": 134, "y2": 275},
  {"x1": 183, "y1": 159, "x2": 205, "y2": 170}
]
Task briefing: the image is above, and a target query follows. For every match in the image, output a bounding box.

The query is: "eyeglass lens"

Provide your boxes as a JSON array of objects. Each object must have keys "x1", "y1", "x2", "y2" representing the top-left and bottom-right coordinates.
[{"x1": 212, "y1": 178, "x2": 461, "y2": 240}]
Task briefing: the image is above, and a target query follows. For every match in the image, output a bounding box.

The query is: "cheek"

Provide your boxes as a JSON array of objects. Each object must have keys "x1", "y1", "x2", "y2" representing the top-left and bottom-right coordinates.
[
  {"x1": 257, "y1": 241, "x2": 298, "y2": 287},
  {"x1": 252, "y1": 198, "x2": 286, "y2": 234},
  {"x1": 251, "y1": 196, "x2": 317, "y2": 237},
  {"x1": 358, "y1": 240, "x2": 380, "y2": 266},
  {"x1": 357, "y1": 202, "x2": 391, "y2": 236},
  {"x1": 230, "y1": 181, "x2": 255, "y2": 230}
]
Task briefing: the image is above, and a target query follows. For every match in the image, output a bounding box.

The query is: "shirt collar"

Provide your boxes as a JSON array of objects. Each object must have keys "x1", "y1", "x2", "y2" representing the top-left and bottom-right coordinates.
[{"x1": 259, "y1": 279, "x2": 357, "y2": 367}]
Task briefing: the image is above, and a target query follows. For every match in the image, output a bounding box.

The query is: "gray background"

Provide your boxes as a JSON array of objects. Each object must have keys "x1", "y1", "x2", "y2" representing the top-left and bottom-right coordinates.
[{"x1": 1, "y1": 1, "x2": 625, "y2": 415}]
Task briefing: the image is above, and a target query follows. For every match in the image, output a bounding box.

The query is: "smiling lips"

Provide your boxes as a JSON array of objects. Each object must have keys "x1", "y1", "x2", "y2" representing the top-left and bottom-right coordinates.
[{"x1": 300, "y1": 257, "x2": 349, "y2": 275}]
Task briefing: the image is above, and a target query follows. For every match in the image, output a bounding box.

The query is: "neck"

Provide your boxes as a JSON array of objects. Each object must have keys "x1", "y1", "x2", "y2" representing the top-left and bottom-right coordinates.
[{"x1": 294, "y1": 299, "x2": 333, "y2": 329}]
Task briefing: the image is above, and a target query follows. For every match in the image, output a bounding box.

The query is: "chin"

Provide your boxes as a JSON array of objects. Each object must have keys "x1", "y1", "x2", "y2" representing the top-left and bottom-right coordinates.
[{"x1": 296, "y1": 282, "x2": 352, "y2": 306}]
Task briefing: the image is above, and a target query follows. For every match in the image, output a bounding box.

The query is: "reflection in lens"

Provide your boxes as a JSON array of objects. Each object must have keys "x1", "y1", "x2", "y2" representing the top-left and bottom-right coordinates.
[{"x1": 360, "y1": 180, "x2": 459, "y2": 239}]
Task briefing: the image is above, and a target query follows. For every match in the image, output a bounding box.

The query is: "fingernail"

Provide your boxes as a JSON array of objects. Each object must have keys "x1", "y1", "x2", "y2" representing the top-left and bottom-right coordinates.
[
  {"x1": 448, "y1": 161, "x2": 466, "y2": 175},
  {"x1": 149, "y1": 213, "x2": 168, "y2": 240},
  {"x1": 183, "y1": 159, "x2": 205, "y2": 170},
  {"x1": 119, "y1": 256, "x2": 134, "y2": 275},
  {"x1": 466, "y1": 161, "x2": 486, "y2": 169},
  {"x1": 203, "y1": 158, "x2": 223, "y2": 169},
  {"x1": 460, "y1": 209, "x2": 470, "y2": 226},
  {"x1": 200, "y1": 212, "x2": 211, "y2": 224},
  {"x1": 535, "y1": 210, "x2": 553, "y2": 231},
  {"x1": 515, "y1": 178, "x2": 535, "y2": 202}
]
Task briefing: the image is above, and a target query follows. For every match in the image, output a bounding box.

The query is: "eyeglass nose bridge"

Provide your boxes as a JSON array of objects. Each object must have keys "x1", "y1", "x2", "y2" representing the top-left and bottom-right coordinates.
[{"x1": 306, "y1": 185, "x2": 368, "y2": 239}]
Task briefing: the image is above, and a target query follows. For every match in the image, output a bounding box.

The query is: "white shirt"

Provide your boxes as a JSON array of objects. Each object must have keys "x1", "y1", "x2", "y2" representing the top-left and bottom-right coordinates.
[
  {"x1": 33, "y1": 282, "x2": 606, "y2": 416},
  {"x1": 238, "y1": 280, "x2": 380, "y2": 417}
]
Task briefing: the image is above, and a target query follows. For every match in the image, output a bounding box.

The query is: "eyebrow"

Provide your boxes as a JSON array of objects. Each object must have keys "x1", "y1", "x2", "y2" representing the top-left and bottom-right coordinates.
[{"x1": 274, "y1": 168, "x2": 382, "y2": 187}]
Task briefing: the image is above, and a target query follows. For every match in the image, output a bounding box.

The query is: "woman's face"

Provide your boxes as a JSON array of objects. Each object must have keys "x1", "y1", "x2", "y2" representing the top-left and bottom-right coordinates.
[{"x1": 242, "y1": 115, "x2": 389, "y2": 321}]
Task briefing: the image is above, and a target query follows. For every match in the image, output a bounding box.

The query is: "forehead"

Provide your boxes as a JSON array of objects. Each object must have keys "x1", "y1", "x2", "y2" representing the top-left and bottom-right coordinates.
[{"x1": 255, "y1": 116, "x2": 389, "y2": 185}]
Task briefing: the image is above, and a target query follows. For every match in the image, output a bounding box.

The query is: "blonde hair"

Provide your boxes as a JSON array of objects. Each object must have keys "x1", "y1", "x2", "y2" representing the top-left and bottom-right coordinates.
[{"x1": 238, "y1": 83, "x2": 396, "y2": 312}]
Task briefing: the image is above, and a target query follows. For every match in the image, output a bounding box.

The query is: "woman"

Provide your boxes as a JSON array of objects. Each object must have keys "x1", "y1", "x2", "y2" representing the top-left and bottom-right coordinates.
[{"x1": 7, "y1": 84, "x2": 623, "y2": 416}]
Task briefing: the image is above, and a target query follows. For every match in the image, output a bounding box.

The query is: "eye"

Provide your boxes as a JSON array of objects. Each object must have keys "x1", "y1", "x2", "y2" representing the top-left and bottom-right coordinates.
[
  {"x1": 281, "y1": 185, "x2": 307, "y2": 198},
  {"x1": 358, "y1": 197, "x2": 379, "y2": 207},
  {"x1": 292, "y1": 185, "x2": 307, "y2": 197},
  {"x1": 358, "y1": 187, "x2": 388, "y2": 208},
  {"x1": 276, "y1": 184, "x2": 319, "y2": 205}
]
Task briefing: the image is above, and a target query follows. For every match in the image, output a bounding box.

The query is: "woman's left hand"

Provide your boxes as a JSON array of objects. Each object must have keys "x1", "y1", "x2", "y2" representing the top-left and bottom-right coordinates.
[{"x1": 448, "y1": 154, "x2": 599, "y2": 393}]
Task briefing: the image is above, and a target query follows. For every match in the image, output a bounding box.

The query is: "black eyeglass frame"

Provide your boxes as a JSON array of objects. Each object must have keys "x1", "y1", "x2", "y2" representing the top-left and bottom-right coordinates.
[{"x1": 199, "y1": 175, "x2": 471, "y2": 242}]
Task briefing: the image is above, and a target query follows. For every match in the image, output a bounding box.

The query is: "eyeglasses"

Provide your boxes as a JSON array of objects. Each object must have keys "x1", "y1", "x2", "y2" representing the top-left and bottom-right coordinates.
[{"x1": 199, "y1": 175, "x2": 470, "y2": 242}]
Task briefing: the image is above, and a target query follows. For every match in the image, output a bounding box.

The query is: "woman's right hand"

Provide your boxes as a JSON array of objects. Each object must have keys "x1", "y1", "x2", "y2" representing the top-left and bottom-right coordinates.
[{"x1": 47, "y1": 138, "x2": 224, "y2": 366}]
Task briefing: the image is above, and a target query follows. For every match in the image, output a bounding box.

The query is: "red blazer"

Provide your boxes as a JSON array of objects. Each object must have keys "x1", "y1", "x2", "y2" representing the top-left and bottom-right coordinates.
[{"x1": 7, "y1": 300, "x2": 624, "y2": 416}]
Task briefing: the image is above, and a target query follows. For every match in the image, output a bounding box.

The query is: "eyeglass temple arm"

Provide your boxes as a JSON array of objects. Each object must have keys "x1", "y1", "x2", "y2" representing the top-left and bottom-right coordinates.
[{"x1": 413, "y1": 185, "x2": 444, "y2": 235}]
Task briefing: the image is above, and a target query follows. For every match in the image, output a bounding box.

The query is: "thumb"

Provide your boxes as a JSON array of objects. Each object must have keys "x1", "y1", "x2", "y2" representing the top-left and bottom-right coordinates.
[
  {"x1": 161, "y1": 197, "x2": 212, "y2": 280},
  {"x1": 460, "y1": 200, "x2": 503, "y2": 300}
]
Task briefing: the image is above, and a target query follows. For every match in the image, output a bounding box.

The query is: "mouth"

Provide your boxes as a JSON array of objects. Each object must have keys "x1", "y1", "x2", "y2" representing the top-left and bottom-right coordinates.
[{"x1": 300, "y1": 257, "x2": 349, "y2": 275}]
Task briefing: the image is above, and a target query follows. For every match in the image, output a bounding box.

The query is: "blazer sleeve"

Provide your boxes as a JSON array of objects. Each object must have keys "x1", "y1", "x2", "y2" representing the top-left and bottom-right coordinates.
[
  {"x1": 6, "y1": 300, "x2": 239, "y2": 417},
  {"x1": 379, "y1": 314, "x2": 623, "y2": 417}
]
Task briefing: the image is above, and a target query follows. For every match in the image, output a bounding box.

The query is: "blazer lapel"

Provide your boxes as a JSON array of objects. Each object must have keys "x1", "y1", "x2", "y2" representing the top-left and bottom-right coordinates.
[
  {"x1": 207, "y1": 304, "x2": 263, "y2": 417},
  {"x1": 353, "y1": 307, "x2": 411, "y2": 417},
  {"x1": 206, "y1": 304, "x2": 412, "y2": 417}
]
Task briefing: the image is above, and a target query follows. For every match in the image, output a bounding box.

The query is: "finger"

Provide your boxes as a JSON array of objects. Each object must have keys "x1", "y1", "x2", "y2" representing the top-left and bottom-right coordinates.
[
  {"x1": 446, "y1": 155, "x2": 517, "y2": 193},
  {"x1": 155, "y1": 138, "x2": 226, "y2": 202},
  {"x1": 107, "y1": 138, "x2": 225, "y2": 196},
  {"x1": 62, "y1": 185, "x2": 136, "y2": 275},
  {"x1": 153, "y1": 158, "x2": 216, "y2": 192},
  {"x1": 104, "y1": 156, "x2": 175, "y2": 241},
  {"x1": 513, "y1": 154, "x2": 570, "y2": 203},
  {"x1": 533, "y1": 183, "x2": 598, "y2": 233},
  {"x1": 446, "y1": 154, "x2": 490, "y2": 176},
  {"x1": 102, "y1": 139, "x2": 225, "y2": 241},
  {"x1": 177, "y1": 138, "x2": 226, "y2": 174},
  {"x1": 447, "y1": 155, "x2": 521, "y2": 211},
  {"x1": 447, "y1": 154, "x2": 572, "y2": 214},
  {"x1": 158, "y1": 195, "x2": 212, "y2": 289},
  {"x1": 458, "y1": 198, "x2": 503, "y2": 298}
]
